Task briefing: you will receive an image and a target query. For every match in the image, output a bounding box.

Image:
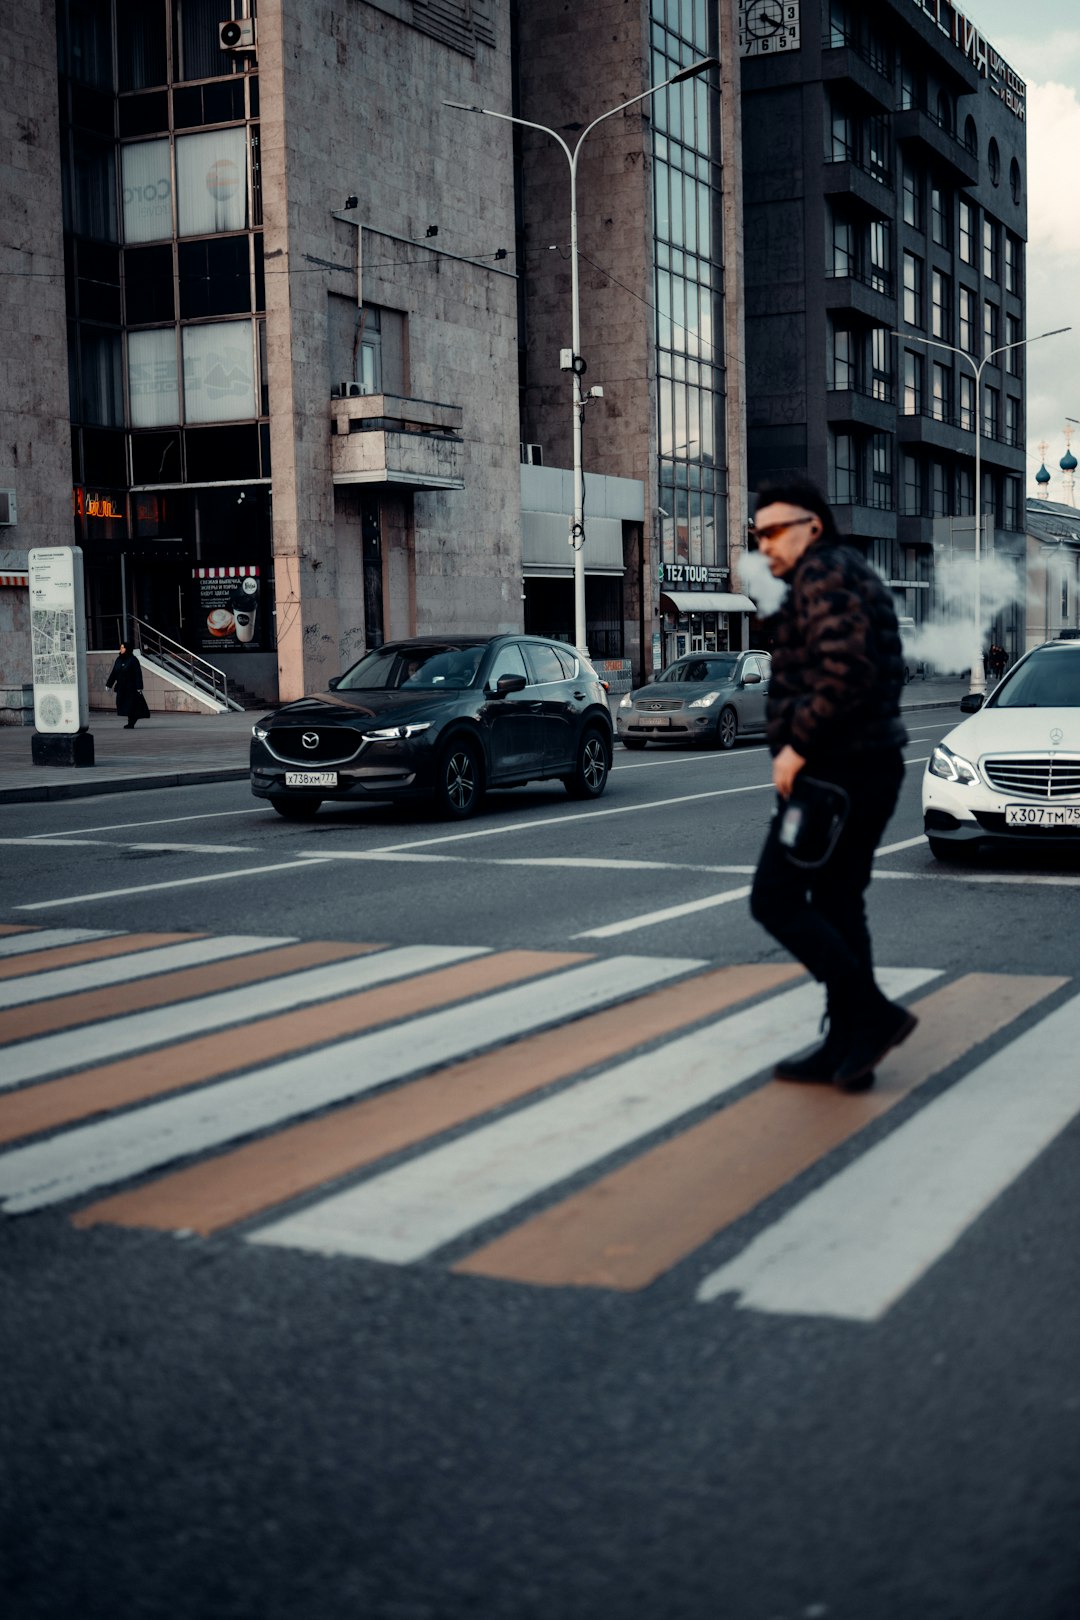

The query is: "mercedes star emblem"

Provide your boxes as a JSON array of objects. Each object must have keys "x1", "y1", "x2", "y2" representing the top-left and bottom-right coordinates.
[
  {"x1": 1050, "y1": 727, "x2": 1064, "y2": 747},
  {"x1": 302, "y1": 732, "x2": 319, "y2": 750}
]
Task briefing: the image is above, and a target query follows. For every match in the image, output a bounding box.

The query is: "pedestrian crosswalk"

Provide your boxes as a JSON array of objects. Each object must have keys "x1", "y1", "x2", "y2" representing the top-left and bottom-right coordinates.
[{"x1": 0, "y1": 924, "x2": 1075, "y2": 1322}]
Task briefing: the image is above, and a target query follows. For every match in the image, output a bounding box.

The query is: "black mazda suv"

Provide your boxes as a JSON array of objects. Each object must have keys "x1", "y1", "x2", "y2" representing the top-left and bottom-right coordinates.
[{"x1": 250, "y1": 635, "x2": 614, "y2": 820}]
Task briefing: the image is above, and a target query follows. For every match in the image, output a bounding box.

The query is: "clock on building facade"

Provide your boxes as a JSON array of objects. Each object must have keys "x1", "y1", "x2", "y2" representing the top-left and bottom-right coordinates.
[{"x1": 737, "y1": 0, "x2": 801, "y2": 57}]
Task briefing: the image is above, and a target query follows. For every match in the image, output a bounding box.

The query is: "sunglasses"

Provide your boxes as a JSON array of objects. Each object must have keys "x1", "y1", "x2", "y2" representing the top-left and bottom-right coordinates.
[{"x1": 748, "y1": 515, "x2": 817, "y2": 543}]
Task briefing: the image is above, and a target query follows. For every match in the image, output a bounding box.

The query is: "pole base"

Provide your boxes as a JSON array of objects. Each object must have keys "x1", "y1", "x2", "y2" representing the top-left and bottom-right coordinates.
[{"x1": 32, "y1": 731, "x2": 96, "y2": 768}]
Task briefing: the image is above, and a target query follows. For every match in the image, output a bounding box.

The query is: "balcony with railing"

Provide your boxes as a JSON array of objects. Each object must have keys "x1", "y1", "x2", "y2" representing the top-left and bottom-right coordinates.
[
  {"x1": 331, "y1": 392, "x2": 465, "y2": 490},
  {"x1": 893, "y1": 104, "x2": 978, "y2": 186}
]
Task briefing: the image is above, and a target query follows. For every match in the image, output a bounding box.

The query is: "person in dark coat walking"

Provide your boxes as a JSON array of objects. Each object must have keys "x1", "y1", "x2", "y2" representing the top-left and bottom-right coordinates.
[
  {"x1": 748, "y1": 476, "x2": 917, "y2": 1093},
  {"x1": 105, "y1": 643, "x2": 149, "y2": 728}
]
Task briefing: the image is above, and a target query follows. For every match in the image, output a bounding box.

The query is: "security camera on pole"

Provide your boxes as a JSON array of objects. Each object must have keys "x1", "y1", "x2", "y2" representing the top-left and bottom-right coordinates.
[{"x1": 446, "y1": 55, "x2": 718, "y2": 655}]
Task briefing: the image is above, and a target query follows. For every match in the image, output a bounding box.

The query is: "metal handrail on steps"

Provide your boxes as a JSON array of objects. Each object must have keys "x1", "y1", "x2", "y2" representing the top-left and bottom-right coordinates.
[{"x1": 131, "y1": 616, "x2": 239, "y2": 711}]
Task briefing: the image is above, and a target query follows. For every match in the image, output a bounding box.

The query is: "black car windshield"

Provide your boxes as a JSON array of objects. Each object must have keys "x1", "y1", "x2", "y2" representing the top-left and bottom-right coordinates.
[
  {"x1": 336, "y1": 644, "x2": 485, "y2": 692},
  {"x1": 992, "y1": 651, "x2": 1080, "y2": 708},
  {"x1": 656, "y1": 657, "x2": 738, "y2": 684}
]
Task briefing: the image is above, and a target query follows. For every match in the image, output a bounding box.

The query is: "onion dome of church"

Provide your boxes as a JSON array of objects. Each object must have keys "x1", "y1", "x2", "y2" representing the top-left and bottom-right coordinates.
[
  {"x1": 1036, "y1": 462, "x2": 1051, "y2": 485},
  {"x1": 1060, "y1": 448, "x2": 1077, "y2": 471}
]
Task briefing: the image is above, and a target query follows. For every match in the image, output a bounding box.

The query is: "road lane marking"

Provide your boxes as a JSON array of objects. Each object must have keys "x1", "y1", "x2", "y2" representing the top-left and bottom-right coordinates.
[
  {"x1": 696, "y1": 987, "x2": 1080, "y2": 1321},
  {"x1": 27, "y1": 809, "x2": 267, "y2": 838},
  {"x1": 572, "y1": 886, "x2": 753, "y2": 939},
  {"x1": 872, "y1": 869, "x2": 1080, "y2": 888},
  {"x1": 0, "y1": 928, "x2": 118, "y2": 959},
  {"x1": 0, "y1": 945, "x2": 470, "y2": 1091},
  {"x1": 75, "y1": 964, "x2": 802, "y2": 1236},
  {"x1": 306, "y1": 850, "x2": 758, "y2": 876},
  {"x1": 247, "y1": 969, "x2": 939, "y2": 1267},
  {"x1": 875, "y1": 834, "x2": 928, "y2": 855},
  {"x1": 2, "y1": 949, "x2": 553, "y2": 1150},
  {"x1": 14, "y1": 857, "x2": 336, "y2": 910},
  {"x1": 455, "y1": 973, "x2": 1064, "y2": 1290},
  {"x1": 0, "y1": 954, "x2": 699, "y2": 1213},
  {"x1": 0, "y1": 934, "x2": 287, "y2": 1012}
]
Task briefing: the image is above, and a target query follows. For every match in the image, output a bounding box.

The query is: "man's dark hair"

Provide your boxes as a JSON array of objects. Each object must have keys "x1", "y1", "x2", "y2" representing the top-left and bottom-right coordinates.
[{"x1": 753, "y1": 476, "x2": 840, "y2": 545}]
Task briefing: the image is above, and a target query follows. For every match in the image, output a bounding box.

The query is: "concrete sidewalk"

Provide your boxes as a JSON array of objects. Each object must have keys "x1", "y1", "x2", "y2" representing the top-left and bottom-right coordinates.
[{"x1": 0, "y1": 677, "x2": 971, "y2": 806}]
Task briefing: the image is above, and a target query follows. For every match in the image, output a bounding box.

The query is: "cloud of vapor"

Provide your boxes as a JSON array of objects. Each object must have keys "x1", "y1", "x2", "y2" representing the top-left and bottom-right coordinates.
[
  {"x1": 901, "y1": 554, "x2": 1024, "y2": 673},
  {"x1": 736, "y1": 550, "x2": 788, "y2": 618}
]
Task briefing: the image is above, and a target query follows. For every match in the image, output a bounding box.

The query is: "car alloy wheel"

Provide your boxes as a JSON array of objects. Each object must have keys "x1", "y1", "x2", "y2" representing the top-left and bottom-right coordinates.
[
  {"x1": 437, "y1": 737, "x2": 483, "y2": 819},
  {"x1": 564, "y1": 727, "x2": 609, "y2": 799},
  {"x1": 717, "y1": 706, "x2": 738, "y2": 750}
]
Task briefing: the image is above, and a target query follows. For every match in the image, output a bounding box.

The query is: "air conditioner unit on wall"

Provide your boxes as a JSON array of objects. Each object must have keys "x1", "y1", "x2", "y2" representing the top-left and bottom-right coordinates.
[
  {"x1": 0, "y1": 490, "x2": 16, "y2": 526},
  {"x1": 219, "y1": 17, "x2": 255, "y2": 50},
  {"x1": 332, "y1": 381, "x2": 362, "y2": 399},
  {"x1": 520, "y1": 443, "x2": 544, "y2": 466}
]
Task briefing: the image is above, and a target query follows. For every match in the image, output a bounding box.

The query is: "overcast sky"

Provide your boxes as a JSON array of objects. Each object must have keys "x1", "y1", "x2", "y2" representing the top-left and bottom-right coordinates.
[{"x1": 965, "y1": 0, "x2": 1080, "y2": 492}]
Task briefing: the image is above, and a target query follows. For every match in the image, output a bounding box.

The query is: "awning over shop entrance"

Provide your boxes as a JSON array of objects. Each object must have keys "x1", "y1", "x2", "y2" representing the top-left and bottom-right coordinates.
[{"x1": 661, "y1": 591, "x2": 757, "y2": 613}]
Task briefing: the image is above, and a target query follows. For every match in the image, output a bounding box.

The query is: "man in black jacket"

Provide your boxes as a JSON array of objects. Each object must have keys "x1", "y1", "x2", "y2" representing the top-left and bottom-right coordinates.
[{"x1": 748, "y1": 476, "x2": 916, "y2": 1092}]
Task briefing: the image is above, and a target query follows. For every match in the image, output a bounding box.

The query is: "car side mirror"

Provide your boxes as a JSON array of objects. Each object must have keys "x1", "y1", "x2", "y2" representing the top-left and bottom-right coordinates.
[
  {"x1": 327, "y1": 675, "x2": 341, "y2": 690},
  {"x1": 492, "y1": 672, "x2": 527, "y2": 698},
  {"x1": 959, "y1": 693, "x2": 984, "y2": 713},
  {"x1": 742, "y1": 671, "x2": 761, "y2": 685}
]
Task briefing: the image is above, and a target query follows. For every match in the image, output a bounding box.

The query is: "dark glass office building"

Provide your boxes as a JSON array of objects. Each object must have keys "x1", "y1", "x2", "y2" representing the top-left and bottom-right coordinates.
[{"x1": 740, "y1": 0, "x2": 1027, "y2": 640}]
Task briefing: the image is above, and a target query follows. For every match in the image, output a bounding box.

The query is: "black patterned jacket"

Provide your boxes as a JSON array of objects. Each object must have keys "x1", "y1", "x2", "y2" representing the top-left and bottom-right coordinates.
[{"x1": 765, "y1": 538, "x2": 908, "y2": 763}]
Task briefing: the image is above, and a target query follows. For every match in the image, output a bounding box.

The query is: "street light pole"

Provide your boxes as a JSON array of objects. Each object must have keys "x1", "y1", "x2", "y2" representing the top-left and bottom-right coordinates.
[
  {"x1": 447, "y1": 56, "x2": 717, "y2": 655},
  {"x1": 893, "y1": 326, "x2": 1070, "y2": 695}
]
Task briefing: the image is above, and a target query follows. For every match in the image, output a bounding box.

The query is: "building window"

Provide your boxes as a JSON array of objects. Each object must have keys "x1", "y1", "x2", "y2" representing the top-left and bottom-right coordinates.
[
  {"x1": 869, "y1": 218, "x2": 891, "y2": 292},
  {"x1": 959, "y1": 373, "x2": 975, "y2": 432},
  {"x1": 931, "y1": 361, "x2": 952, "y2": 423},
  {"x1": 959, "y1": 199, "x2": 975, "y2": 264},
  {"x1": 903, "y1": 162, "x2": 924, "y2": 230},
  {"x1": 936, "y1": 90, "x2": 955, "y2": 135},
  {"x1": 902, "y1": 453, "x2": 921, "y2": 514},
  {"x1": 1005, "y1": 394, "x2": 1022, "y2": 448},
  {"x1": 871, "y1": 326, "x2": 892, "y2": 401},
  {"x1": 983, "y1": 385, "x2": 1000, "y2": 441},
  {"x1": 1005, "y1": 232, "x2": 1022, "y2": 294},
  {"x1": 903, "y1": 350, "x2": 923, "y2": 416},
  {"x1": 984, "y1": 300, "x2": 999, "y2": 356},
  {"x1": 931, "y1": 460, "x2": 950, "y2": 516},
  {"x1": 829, "y1": 431, "x2": 860, "y2": 505},
  {"x1": 1003, "y1": 477, "x2": 1022, "y2": 530},
  {"x1": 121, "y1": 139, "x2": 173, "y2": 243},
  {"x1": 831, "y1": 211, "x2": 855, "y2": 277},
  {"x1": 176, "y1": 128, "x2": 249, "y2": 237},
  {"x1": 899, "y1": 58, "x2": 920, "y2": 112},
  {"x1": 931, "y1": 184, "x2": 950, "y2": 248},
  {"x1": 870, "y1": 433, "x2": 892, "y2": 509},
  {"x1": 865, "y1": 115, "x2": 890, "y2": 182},
  {"x1": 829, "y1": 102, "x2": 856, "y2": 162},
  {"x1": 957, "y1": 466, "x2": 974, "y2": 515},
  {"x1": 829, "y1": 322, "x2": 857, "y2": 390},
  {"x1": 959, "y1": 286, "x2": 975, "y2": 353},
  {"x1": 1010, "y1": 158, "x2": 1022, "y2": 206},
  {"x1": 181, "y1": 320, "x2": 257, "y2": 423},
  {"x1": 988, "y1": 138, "x2": 1001, "y2": 187},
  {"x1": 983, "y1": 217, "x2": 998, "y2": 280},
  {"x1": 903, "y1": 251, "x2": 923, "y2": 326},
  {"x1": 931, "y1": 270, "x2": 951, "y2": 340},
  {"x1": 1006, "y1": 313, "x2": 1022, "y2": 375},
  {"x1": 128, "y1": 327, "x2": 179, "y2": 426}
]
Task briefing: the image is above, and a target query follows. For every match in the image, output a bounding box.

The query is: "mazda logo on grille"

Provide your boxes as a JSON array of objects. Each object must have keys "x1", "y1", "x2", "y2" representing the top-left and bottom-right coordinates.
[{"x1": 301, "y1": 732, "x2": 319, "y2": 751}]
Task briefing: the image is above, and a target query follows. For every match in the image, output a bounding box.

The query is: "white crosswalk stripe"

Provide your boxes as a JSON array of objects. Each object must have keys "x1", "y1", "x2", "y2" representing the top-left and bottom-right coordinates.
[
  {"x1": 0, "y1": 928, "x2": 119, "y2": 958},
  {"x1": 0, "y1": 934, "x2": 295, "y2": 1009}
]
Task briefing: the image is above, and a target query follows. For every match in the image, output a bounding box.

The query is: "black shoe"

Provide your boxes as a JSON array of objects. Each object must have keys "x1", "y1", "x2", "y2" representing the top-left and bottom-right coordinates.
[
  {"x1": 774, "y1": 1022, "x2": 848, "y2": 1084},
  {"x1": 124, "y1": 722, "x2": 135, "y2": 728},
  {"x1": 833, "y1": 1002, "x2": 918, "y2": 1093}
]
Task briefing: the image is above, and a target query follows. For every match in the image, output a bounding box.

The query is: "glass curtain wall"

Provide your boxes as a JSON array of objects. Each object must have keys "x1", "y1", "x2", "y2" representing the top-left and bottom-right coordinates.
[{"x1": 650, "y1": 0, "x2": 724, "y2": 571}]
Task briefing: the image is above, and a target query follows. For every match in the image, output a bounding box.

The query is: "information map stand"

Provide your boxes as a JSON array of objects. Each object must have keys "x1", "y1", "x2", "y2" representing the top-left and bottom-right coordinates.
[{"x1": 29, "y1": 546, "x2": 95, "y2": 769}]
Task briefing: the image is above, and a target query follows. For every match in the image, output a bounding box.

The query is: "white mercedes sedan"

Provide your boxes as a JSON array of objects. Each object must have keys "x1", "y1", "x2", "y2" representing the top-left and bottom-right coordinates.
[{"x1": 922, "y1": 637, "x2": 1080, "y2": 861}]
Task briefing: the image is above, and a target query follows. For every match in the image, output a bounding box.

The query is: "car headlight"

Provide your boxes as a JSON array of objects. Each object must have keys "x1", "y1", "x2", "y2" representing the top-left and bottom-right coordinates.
[
  {"x1": 252, "y1": 725, "x2": 268, "y2": 740},
  {"x1": 928, "y1": 743, "x2": 979, "y2": 786},
  {"x1": 618, "y1": 694, "x2": 633, "y2": 709},
  {"x1": 361, "y1": 722, "x2": 432, "y2": 741},
  {"x1": 689, "y1": 691, "x2": 721, "y2": 709}
]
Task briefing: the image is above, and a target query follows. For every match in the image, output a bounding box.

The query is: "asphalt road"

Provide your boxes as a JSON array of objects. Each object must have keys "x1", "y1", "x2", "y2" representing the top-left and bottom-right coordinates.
[{"x1": 1, "y1": 723, "x2": 1078, "y2": 1620}]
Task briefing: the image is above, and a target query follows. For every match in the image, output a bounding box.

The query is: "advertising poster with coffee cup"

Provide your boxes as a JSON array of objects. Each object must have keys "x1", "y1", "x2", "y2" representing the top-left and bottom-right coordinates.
[{"x1": 194, "y1": 566, "x2": 261, "y2": 651}]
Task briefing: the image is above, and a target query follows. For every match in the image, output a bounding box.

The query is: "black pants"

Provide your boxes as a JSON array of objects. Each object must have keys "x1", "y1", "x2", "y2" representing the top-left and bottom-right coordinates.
[{"x1": 750, "y1": 751, "x2": 905, "y2": 1021}]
